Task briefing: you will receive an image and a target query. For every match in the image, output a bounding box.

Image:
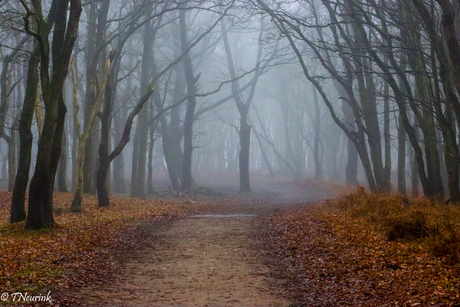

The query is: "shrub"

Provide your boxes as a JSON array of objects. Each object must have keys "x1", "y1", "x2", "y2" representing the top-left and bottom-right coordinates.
[{"x1": 330, "y1": 187, "x2": 460, "y2": 264}]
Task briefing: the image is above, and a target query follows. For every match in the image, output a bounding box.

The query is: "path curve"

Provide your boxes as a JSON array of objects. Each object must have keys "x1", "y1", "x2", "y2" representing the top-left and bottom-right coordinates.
[{"x1": 77, "y1": 175, "x2": 332, "y2": 306}]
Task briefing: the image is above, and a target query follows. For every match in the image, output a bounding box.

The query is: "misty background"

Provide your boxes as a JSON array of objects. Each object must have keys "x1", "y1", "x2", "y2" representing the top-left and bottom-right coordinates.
[{"x1": 0, "y1": 0, "x2": 459, "y2": 216}]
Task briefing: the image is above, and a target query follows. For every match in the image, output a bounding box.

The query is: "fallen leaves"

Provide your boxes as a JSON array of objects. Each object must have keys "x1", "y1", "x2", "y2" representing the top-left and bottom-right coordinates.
[
  {"x1": 260, "y1": 189, "x2": 460, "y2": 306},
  {"x1": 0, "y1": 192, "x2": 209, "y2": 305}
]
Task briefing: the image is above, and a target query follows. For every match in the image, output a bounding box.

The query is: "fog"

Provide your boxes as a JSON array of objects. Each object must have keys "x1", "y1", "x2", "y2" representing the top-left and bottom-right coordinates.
[{"x1": 1, "y1": 0, "x2": 459, "y2": 224}]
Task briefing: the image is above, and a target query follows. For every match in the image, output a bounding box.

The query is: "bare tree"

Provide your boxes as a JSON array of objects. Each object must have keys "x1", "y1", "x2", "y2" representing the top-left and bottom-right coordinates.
[
  {"x1": 10, "y1": 42, "x2": 38, "y2": 223},
  {"x1": 20, "y1": 0, "x2": 82, "y2": 229},
  {"x1": 0, "y1": 36, "x2": 29, "y2": 192}
]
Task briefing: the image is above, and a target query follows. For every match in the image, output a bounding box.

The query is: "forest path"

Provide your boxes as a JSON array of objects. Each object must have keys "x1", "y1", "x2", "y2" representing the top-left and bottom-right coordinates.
[{"x1": 77, "y1": 174, "x2": 332, "y2": 306}]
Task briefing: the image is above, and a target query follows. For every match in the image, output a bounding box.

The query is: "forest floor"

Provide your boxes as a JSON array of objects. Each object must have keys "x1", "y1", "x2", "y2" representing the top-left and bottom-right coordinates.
[
  {"x1": 72, "y1": 172, "x2": 336, "y2": 307},
  {"x1": 2, "y1": 172, "x2": 459, "y2": 306}
]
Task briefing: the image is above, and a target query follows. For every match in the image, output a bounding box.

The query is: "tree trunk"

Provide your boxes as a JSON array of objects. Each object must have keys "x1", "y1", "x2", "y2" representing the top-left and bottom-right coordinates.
[
  {"x1": 71, "y1": 58, "x2": 109, "y2": 212},
  {"x1": 181, "y1": 95, "x2": 198, "y2": 190},
  {"x1": 26, "y1": 0, "x2": 82, "y2": 229},
  {"x1": 49, "y1": 97, "x2": 67, "y2": 197},
  {"x1": 10, "y1": 44, "x2": 40, "y2": 223},
  {"x1": 414, "y1": 0, "x2": 460, "y2": 201},
  {"x1": 112, "y1": 93, "x2": 127, "y2": 193},
  {"x1": 147, "y1": 117, "x2": 156, "y2": 194},
  {"x1": 221, "y1": 21, "x2": 266, "y2": 192},
  {"x1": 312, "y1": 86, "x2": 322, "y2": 179},
  {"x1": 179, "y1": 5, "x2": 198, "y2": 191},
  {"x1": 5, "y1": 134, "x2": 16, "y2": 192},
  {"x1": 56, "y1": 128, "x2": 68, "y2": 192},
  {"x1": 162, "y1": 131, "x2": 181, "y2": 190},
  {"x1": 383, "y1": 73, "x2": 391, "y2": 191},
  {"x1": 72, "y1": 105, "x2": 78, "y2": 192},
  {"x1": 96, "y1": 160, "x2": 110, "y2": 207},
  {"x1": 131, "y1": 16, "x2": 154, "y2": 197},
  {"x1": 411, "y1": 116, "x2": 420, "y2": 197},
  {"x1": 409, "y1": 50, "x2": 444, "y2": 197},
  {"x1": 253, "y1": 126, "x2": 274, "y2": 179},
  {"x1": 239, "y1": 115, "x2": 251, "y2": 192},
  {"x1": 27, "y1": 96, "x2": 67, "y2": 229},
  {"x1": 338, "y1": 84, "x2": 358, "y2": 185},
  {"x1": 97, "y1": 60, "x2": 117, "y2": 207},
  {"x1": 345, "y1": 2, "x2": 385, "y2": 190},
  {"x1": 434, "y1": 0, "x2": 460, "y2": 95},
  {"x1": 1, "y1": 155, "x2": 6, "y2": 180},
  {"x1": 1, "y1": 37, "x2": 28, "y2": 194},
  {"x1": 71, "y1": 140, "x2": 85, "y2": 212},
  {"x1": 83, "y1": 0, "x2": 109, "y2": 195},
  {"x1": 97, "y1": 86, "x2": 155, "y2": 207},
  {"x1": 346, "y1": 139, "x2": 359, "y2": 185},
  {"x1": 397, "y1": 116, "x2": 406, "y2": 194},
  {"x1": 397, "y1": 32, "x2": 408, "y2": 194},
  {"x1": 112, "y1": 141, "x2": 126, "y2": 193}
]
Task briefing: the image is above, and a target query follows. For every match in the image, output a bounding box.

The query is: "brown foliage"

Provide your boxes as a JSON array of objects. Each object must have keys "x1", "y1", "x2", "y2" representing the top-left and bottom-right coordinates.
[
  {"x1": 261, "y1": 188, "x2": 460, "y2": 306},
  {"x1": 338, "y1": 187, "x2": 460, "y2": 264}
]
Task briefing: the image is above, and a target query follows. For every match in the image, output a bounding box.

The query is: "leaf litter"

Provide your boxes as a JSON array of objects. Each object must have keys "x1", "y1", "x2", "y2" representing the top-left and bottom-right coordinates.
[
  {"x1": 0, "y1": 192, "x2": 210, "y2": 306},
  {"x1": 260, "y1": 188, "x2": 460, "y2": 306},
  {"x1": 2, "y1": 181, "x2": 459, "y2": 306}
]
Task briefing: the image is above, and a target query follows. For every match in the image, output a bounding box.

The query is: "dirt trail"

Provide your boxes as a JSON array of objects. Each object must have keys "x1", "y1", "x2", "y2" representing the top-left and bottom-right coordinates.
[{"x1": 77, "y1": 174, "x2": 332, "y2": 306}]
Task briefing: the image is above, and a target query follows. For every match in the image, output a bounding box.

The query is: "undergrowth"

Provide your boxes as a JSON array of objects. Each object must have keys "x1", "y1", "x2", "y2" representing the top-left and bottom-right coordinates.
[
  {"x1": 335, "y1": 187, "x2": 460, "y2": 265},
  {"x1": 263, "y1": 186, "x2": 460, "y2": 305}
]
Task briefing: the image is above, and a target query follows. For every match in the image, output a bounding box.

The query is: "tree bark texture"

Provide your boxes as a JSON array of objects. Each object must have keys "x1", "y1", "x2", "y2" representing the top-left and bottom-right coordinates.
[
  {"x1": 26, "y1": 0, "x2": 82, "y2": 229},
  {"x1": 10, "y1": 44, "x2": 40, "y2": 223}
]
